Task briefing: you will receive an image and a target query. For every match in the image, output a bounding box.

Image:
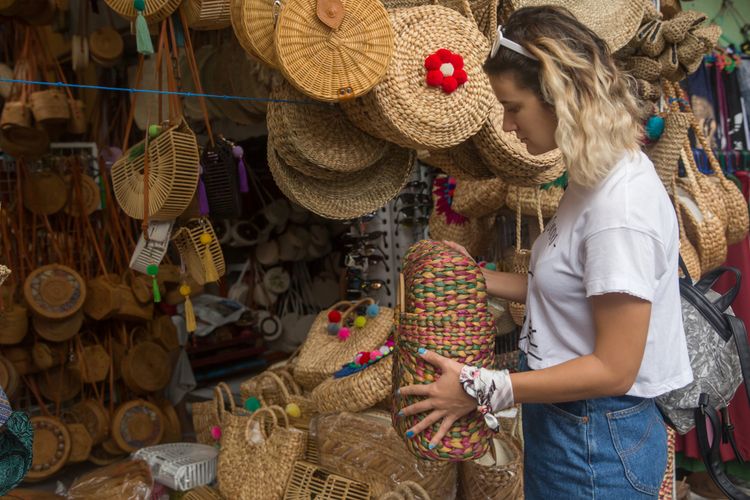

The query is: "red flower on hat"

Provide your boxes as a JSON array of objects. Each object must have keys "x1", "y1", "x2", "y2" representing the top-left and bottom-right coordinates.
[{"x1": 424, "y1": 48, "x2": 468, "y2": 94}]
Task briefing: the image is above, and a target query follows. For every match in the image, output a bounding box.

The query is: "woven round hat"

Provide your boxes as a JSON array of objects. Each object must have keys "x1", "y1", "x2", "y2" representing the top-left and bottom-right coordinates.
[
  {"x1": 473, "y1": 102, "x2": 565, "y2": 186},
  {"x1": 509, "y1": 0, "x2": 645, "y2": 52},
  {"x1": 267, "y1": 136, "x2": 415, "y2": 220},
  {"x1": 267, "y1": 81, "x2": 389, "y2": 178},
  {"x1": 89, "y1": 27, "x2": 124, "y2": 67},
  {"x1": 104, "y1": 0, "x2": 182, "y2": 22},
  {"x1": 274, "y1": 0, "x2": 393, "y2": 102},
  {"x1": 24, "y1": 264, "x2": 86, "y2": 320},
  {"x1": 341, "y1": 3, "x2": 494, "y2": 150}
]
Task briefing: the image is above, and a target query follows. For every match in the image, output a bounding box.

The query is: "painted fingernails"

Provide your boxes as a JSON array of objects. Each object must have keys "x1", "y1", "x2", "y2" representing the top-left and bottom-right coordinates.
[
  {"x1": 406, "y1": 430, "x2": 414, "y2": 438},
  {"x1": 397, "y1": 410, "x2": 404, "y2": 417},
  {"x1": 428, "y1": 443, "x2": 436, "y2": 450},
  {"x1": 418, "y1": 347, "x2": 426, "y2": 355}
]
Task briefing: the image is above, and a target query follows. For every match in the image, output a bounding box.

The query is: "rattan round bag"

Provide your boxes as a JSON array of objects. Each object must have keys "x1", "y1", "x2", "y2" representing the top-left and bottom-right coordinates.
[
  {"x1": 111, "y1": 119, "x2": 200, "y2": 221},
  {"x1": 112, "y1": 399, "x2": 165, "y2": 453},
  {"x1": 23, "y1": 264, "x2": 86, "y2": 320},
  {"x1": 27, "y1": 416, "x2": 72, "y2": 482},
  {"x1": 104, "y1": 0, "x2": 181, "y2": 22},
  {"x1": 341, "y1": 0, "x2": 493, "y2": 149},
  {"x1": 274, "y1": 0, "x2": 393, "y2": 101}
]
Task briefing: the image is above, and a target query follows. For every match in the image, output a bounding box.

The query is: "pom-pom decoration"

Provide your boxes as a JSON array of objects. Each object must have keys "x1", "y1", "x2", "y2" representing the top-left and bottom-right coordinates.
[
  {"x1": 244, "y1": 397, "x2": 261, "y2": 412},
  {"x1": 327, "y1": 323, "x2": 340, "y2": 335},
  {"x1": 285, "y1": 403, "x2": 301, "y2": 418},
  {"x1": 338, "y1": 327, "x2": 351, "y2": 341},
  {"x1": 327, "y1": 310, "x2": 342, "y2": 323},
  {"x1": 366, "y1": 304, "x2": 380, "y2": 318},
  {"x1": 354, "y1": 316, "x2": 367, "y2": 328},
  {"x1": 645, "y1": 115, "x2": 665, "y2": 142},
  {"x1": 210, "y1": 426, "x2": 222, "y2": 441},
  {"x1": 425, "y1": 49, "x2": 468, "y2": 94}
]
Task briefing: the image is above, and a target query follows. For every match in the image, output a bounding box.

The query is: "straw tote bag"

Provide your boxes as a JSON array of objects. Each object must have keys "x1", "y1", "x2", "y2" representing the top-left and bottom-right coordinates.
[
  {"x1": 217, "y1": 406, "x2": 306, "y2": 500},
  {"x1": 293, "y1": 298, "x2": 393, "y2": 391},
  {"x1": 192, "y1": 382, "x2": 237, "y2": 445},
  {"x1": 341, "y1": 0, "x2": 494, "y2": 150},
  {"x1": 676, "y1": 146, "x2": 727, "y2": 273}
]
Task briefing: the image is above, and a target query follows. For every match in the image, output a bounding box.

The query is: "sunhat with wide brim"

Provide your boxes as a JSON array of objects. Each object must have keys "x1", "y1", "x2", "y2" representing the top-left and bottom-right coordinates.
[
  {"x1": 267, "y1": 135, "x2": 415, "y2": 220},
  {"x1": 509, "y1": 0, "x2": 646, "y2": 52}
]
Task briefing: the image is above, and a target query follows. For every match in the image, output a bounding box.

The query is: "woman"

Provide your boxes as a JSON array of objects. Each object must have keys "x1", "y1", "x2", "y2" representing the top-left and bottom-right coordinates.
[{"x1": 398, "y1": 6, "x2": 693, "y2": 499}]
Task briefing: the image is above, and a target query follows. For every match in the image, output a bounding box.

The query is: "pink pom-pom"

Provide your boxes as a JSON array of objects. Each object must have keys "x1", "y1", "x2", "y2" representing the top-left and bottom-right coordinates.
[
  {"x1": 386, "y1": 340, "x2": 395, "y2": 348},
  {"x1": 370, "y1": 350, "x2": 381, "y2": 359},
  {"x1": 449, "y1": 53, "x2": 464, "y2": 70},
  {"x1": 210, "y1": 426, "x2": 222, "y2": 441},
  {"x1": 442, "y1": 76, "x2": 458, "y2": 94},
  {"x1": 424, "y1": 54, "x2": 442, "y2": 71},
  {"x1": 232, "y1": 145, "x2": 244, "y2": 159},
  {"x1": 437, "y1": 48, "x2": 452, "y2": 63},
  {"x1": 426, "y1": 70, "x2": 443, "y2": 87},
  {"x1": 338, "y1": 327, "x2": 350, "y2": 341}
]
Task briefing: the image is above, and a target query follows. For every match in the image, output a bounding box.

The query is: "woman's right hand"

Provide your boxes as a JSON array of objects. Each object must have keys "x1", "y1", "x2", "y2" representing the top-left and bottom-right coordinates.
[{"x1": 442, "y1": 241, "x2": 475, "y2": 262}]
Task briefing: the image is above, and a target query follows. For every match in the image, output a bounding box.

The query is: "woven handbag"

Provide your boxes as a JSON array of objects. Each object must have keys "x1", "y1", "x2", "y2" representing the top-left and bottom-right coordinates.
[
  {"x1": 192, "y1": 382, "x2": 237, "y2": 446},
  {"x1": 393, "y1": 240, "x2": 496, "y2": 462},
  {"x1": 172, "y1": 218, "x2": 226, "y2": 286},
  {"x1": 181, "y1": 0, "x2": 231, "y2": 30},
  {"x1": 247, "y1": 370, "x2": 317, "y2": 429},
  {"x1": 646, "y1": 110, "x2": 691, "y2": 188},
  {"x1": 311, "y1": 353, "x2": 393, "y2": 415},
  {"x1": 217, "y1": 406, "x2": 306, "y2": 500},
  {"x1": 458, "y1": 429, "x2": 524, "y2": 500},
  {"x1": 341, "y1": 0, "x2": 493, "y2": 149},
  {"x1": 104, "y1": 0, "x2": 182, "y2": 22},
  {"x1": 314, "y1": 411, "x2": 457, "y2": 499},
  {"x1": 111, "y1": 118, "x2": 200, "y2": 221},
  {"x1": 473, "y1": 101, "x2": 565, "y2": 186},
  {"x1": 293, "y1": 298, "x2": 393, "y2": 391},
  {"x1": 200, "y1": 138, "x2": 242, "y2": 219},
  {"x1": 505, "y1": 183, "x2": 563, "y2": 219},
  {"x1": 676, "y1": 146, "x2": 727, "y2": 273},
  {"x1": 285, "y1": 460, "x2": 371, "y2": 500},
  {"x1": 274, "y1": 0, "x2": 393, "y2": 102},
  {"x1": 27, "y1": 416, "x2": 72, "y2": 482}
]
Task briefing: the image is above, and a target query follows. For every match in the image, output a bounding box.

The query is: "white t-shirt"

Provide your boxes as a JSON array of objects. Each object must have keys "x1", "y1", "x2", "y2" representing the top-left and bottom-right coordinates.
[{"x1": 519, "y1": 151, "x2": 693, "y2": 398}]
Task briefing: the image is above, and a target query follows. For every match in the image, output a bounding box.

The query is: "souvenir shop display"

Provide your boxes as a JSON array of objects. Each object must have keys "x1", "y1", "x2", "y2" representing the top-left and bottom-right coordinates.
[{"x1": 0, "y1": 0, "x2": 747, "y2": 498}]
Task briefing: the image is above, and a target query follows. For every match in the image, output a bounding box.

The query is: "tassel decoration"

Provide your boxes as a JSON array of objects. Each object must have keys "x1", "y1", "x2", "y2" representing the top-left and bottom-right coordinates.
[
  {"x1": 180, "y1": 283, "x2": 197, "y2": 332},
  {"x1": 233, "y1": 146, "x2": 249, "y2": 193},
  {"x1": 134, "y1": 0, "x2": 154, "y2": 55},
  {"x1": 200, "y1": 232, "x2": 220, "y2": 282},
  {"x1": 198, "y1": 175, "x2": 210, "y2": 216},
  {"x1": 147, "y1": 264, "x2": 161, "y2": 303}
]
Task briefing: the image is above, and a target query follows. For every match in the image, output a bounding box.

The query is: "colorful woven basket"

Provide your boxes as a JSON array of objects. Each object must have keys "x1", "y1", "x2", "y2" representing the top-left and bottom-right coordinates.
[
  {"x1": 341, "y1": 1, "x2": 493, "y2": 150},
  {"x1": 393, "y1": 240, "x2": 495, "y2": 462}
]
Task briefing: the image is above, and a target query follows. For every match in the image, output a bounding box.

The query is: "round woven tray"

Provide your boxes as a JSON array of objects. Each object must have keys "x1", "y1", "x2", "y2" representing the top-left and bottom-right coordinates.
[
  {"x1": 27, "y1": 416, "x2": 71, "y2": 482},
  {"x1": 267, "y1": 138, "x2": 414, "y2": 220},
  {"x1": 341, "y1": 4, "x2": 493, "y2": 149},
  {"x1": 473, "y1": 102, "x2": 565, "y2": 186},
  {"x1": 104, "y1": 0, "x2": 182, "y2": 22},
  {"x1": 32, "y1": 309, "x2": 84, "y2": 342},
  {"x1": 112, "y1": 399, "x2": 165, "y2": 453},
  {"x1": 22, "y1": 170, "x2": 68, "y2": 216},
  {"x1": 24, "y1": 264, "x2": 86, "y2": 320},
  {"x1": 275, "y1": 0, "x2": 393, "y2": 102},
  {"x1": 111, "y1": 119, "x2": 200, "y2": 221},
  {"x1": 267, "y1": 81, "x2": 388, "y2": 178}
]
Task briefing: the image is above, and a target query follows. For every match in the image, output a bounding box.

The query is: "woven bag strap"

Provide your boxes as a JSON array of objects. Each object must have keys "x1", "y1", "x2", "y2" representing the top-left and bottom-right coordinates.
[
  {"x1": 246, "y1": 405, "x2": 289, "y2": 439},
  {"x1": 122, "y1": 54, "x2": 145, "y2": 151},
  {"x1": 341, "y1": 297, "x2": 375, "y2": 324},
  {"x1": 178, "y1": 8, "x2": 215, "y2": 146},
  {"x1": 514, "y1": 186, "x2": 522, "y2": 252},
  {"x1": 255, "y1": 370, "x2": 293, "y2": 404},
  {"x1": 679, "y1": 142, "x2": 711, "y2": 214},
  {"x1": 272, "y1": 367, "x2": 303, "y2": 396},
  {"x1": 34, "y1": 27, "x2": 74, "y2": 101},
  {"x1": 214, "y1": 382, "x2": 236, "y2": 417}
]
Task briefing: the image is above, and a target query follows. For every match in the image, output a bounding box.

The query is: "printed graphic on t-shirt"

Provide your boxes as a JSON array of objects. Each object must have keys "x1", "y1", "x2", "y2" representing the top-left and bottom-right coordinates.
[
  {"x1": 520, "y1": 316, "x2": 542, "y2": 361},
  {"x1": 545, "y1": 215, "x2": 559, "y2": 248}
]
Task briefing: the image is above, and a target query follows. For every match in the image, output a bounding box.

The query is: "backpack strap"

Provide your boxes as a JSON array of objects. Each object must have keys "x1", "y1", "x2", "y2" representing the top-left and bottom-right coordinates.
[
  {"x1": 695, "y1": 395, "x2": 750, "y2": 500},
  {"x1": 695, "y1": 266, "x2": 742, "y2": 313},
  {"x1": 727, "y1": 314, "x2": 750, "y2": 405}
]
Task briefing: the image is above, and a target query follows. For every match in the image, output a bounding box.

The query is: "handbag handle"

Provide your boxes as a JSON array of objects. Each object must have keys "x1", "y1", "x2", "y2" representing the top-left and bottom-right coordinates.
[
  {"x1": 694, "y1": 265, "x2": 742, "y2": 313},
  {"x1": 341, "y1": 297, "x2": 376, "y2": 324},
  {"x1": 213, "y1": 382, "x2": 236, "y2": 418},
  {"x1": 254, "y1": 371, "x2": 293, "y2": 405},
  {"x1": 727, "y1": 314, "x2": 750, "y2": 406},
  {"x1": 695, "y1": 395, "x2": 750, "y2": 500}
]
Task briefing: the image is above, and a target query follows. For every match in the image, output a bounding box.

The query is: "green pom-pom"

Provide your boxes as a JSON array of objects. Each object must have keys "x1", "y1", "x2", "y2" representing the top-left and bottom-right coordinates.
[
  {"x1": 134, "y1": 0, "x2": 146, "y2": 11},
  {"x1": 354, "y1": 316, "x2": 367, "y2": 328},
  {"x1": 148, "y1": 124, "x2": 162, "y2": 139},
  {"x1": 244, "y1": 397, "x2": 261, "y2": 412},
  {"x1": 485, "y1": 262, "x2": 497, "y2": 271},
  {"x1": 146, "y1": 264, "x2": 158, "y2": 277}
]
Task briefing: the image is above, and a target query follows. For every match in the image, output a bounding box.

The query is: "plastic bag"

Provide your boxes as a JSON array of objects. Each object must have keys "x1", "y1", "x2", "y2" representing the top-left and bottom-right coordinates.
[{"x1": 65, "y1": 459, "x2": 152, "y2": 499}]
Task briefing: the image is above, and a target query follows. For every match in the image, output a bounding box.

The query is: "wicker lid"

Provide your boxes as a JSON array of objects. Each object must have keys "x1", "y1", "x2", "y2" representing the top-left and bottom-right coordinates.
[
  {"x1": 112, "y1": 400, "x2": 165, "y2": 453},
  {"x1": 267, "y1": 81, "x2": 389, "y2": 178},
  {"x1": 341, "y1": 4, "x2": 494, "y2": 150},
  {"x1": 89, "y1": 27, "x2": 124, "y2": 64},
  {"x1": 22, "y1": 171, "x2": 68, "y2": 215},
  {"x1": 267, "y1": 137, "x2": 415, "y2": 220},
  {"x1": 24, "y1": 264, "x2": 86, "y2": 320},
  {"x1": 472, "y1": 102, "x2": 565, "y2": 186},
  {"x1": 242, "y1": 0, "x2": 279, "y2": 68},
  {"x1": 274, "y1": 0, "x2": 394, "y2": 102},
  {"x1": 509, "y1": 0, "x2": 645, "y2": 52},
  {"x1": 32, "y1": 309, "x2": 84, "y2": 342},
  {"x1": 28, "y1": 416, "x2": 72, "y2": 481}
]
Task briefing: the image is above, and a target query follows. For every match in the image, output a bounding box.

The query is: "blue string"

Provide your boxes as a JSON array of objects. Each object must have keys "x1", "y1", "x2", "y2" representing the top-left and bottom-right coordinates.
[{"x1": 0, "y1": 78, "x2": 326, "y2": 106}]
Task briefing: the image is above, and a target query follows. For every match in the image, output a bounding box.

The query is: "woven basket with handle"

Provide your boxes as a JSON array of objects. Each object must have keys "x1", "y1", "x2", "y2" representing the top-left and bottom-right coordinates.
[
  {"x1": 181, "y1": 0, "x2": 231, "y2": 29},
  {"x1": 172, "y1": 219, "x2": 226, "y2": 286},
  {"x1": 192, "y1": 382, "x2": 236, "y2": 445},
  {"x1": 104, "y1": 0, "x2": 181, "y2": 22},
  {"x1": 293, "y1": 298, "x2": 393, "y2": 391},
  {"x1": 341, "y1": 0, "x2": 493, "y2": 149},
  {"x1": 311, "y1": 354, "x2": 393, "y2": 415},
  {"x1": 285, "y1": 460, "x2": 371, "y2": 500}
]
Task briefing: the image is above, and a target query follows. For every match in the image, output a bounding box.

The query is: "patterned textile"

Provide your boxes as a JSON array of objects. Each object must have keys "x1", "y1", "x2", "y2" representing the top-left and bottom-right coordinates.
[
  {"x1": 0, "y1": 412, "x2": 33, "y2": 495},
  {"x1": 0, "y1": 386, "x2": 11, "y2": 428}
]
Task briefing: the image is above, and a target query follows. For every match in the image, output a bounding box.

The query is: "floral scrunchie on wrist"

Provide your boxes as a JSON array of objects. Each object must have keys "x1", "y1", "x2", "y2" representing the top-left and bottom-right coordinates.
[{"x1": 459, "y1": 365, "x2": 515, "y2": 431}]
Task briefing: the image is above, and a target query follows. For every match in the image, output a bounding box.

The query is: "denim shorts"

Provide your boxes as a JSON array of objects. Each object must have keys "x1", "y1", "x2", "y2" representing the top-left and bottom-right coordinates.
[{"x1": 520, "y1": 354, "x2": 668, "y2": 499}]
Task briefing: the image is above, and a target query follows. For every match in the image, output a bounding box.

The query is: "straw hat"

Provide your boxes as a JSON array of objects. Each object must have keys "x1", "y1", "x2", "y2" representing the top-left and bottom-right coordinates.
[
  {"x1": 509, "y1": 0, "x2": 646, "y2": 52},
  {"x1": 267, "y1": 136, "x2": 415, "y2": 220}
]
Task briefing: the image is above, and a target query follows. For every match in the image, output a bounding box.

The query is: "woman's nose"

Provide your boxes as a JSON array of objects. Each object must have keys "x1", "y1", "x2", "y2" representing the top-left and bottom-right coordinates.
[{"x1": 501, "y1": 117, "x2": 516, "y2": 133}]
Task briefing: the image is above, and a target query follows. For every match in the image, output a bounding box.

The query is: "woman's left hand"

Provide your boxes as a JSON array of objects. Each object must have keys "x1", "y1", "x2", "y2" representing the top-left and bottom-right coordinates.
[{"x1": 397, "y1": 349, "x2": 477, "y2": 448}]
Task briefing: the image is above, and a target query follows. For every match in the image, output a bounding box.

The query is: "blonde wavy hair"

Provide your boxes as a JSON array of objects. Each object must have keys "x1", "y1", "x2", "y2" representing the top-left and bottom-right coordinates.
[{"x1": 484, "y1": 6, "x2": 643, "y2": 188}]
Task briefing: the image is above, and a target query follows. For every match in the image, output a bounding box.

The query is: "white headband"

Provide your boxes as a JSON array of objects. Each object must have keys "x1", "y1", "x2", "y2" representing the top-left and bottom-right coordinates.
[{"x1": 490, "y1": 25, "x2": 538, "y2": 61}]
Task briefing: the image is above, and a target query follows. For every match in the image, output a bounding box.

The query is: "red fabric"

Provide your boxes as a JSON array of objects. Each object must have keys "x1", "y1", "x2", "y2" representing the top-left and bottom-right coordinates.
[{"x1": 676, "y1": 171, "x2": 750, "y2": 462}]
